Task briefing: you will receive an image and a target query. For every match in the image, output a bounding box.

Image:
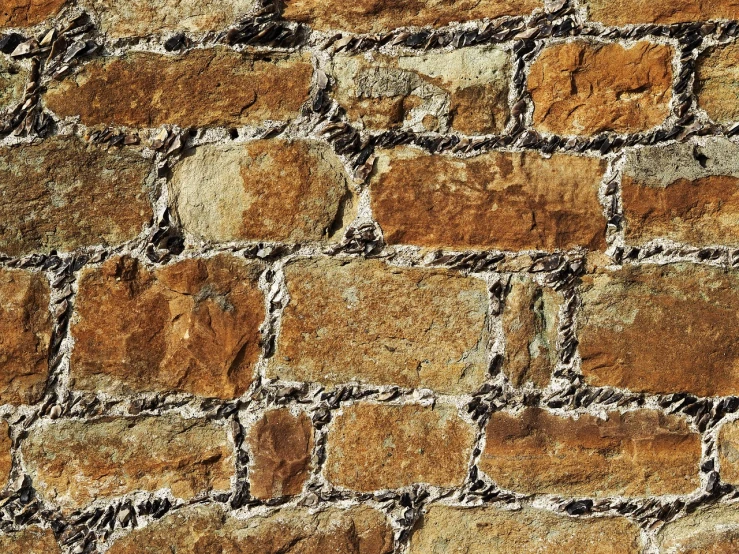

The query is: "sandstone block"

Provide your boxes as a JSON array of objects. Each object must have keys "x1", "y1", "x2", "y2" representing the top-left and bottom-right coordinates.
[
  {"x1": 324, "y1": 403, "x2": 476, "y2": 491},
  {"x1": 0, "y1": 527, "x2": 60, "y2": 554},
  {"x1": 170, "y1": 139, "x2": 354, "y2": 244},
  {"x1": 657, "y1": 505, "x2": 739, "y2": 553},
  {"x1": 584, "y1": 0, "x2": 739, "y2": 26},
  {"x1": 247, "y1": 409, "x2": 313, "y2": 500},
  {"x1": 0, "y1": 56, "x2": 27, "y2": 112},
  {"x1": 1, "y1": 0, "x2": 65, "y2": 28},
  {"x1": 370, "y1": 147, "x2": 607, "y2": 251},
  {"x1": 71, "y1": 255, "x2": 264, "y2": 399},
  {"x1": 269, "y1": 258, "x2": 489, "y2": 394},
  {"x1": 697, "y1": 43, "x2": 739, "y2": 124},
  {"x1": 579, "y1": 264, "x2": 739, "y2": 397},
  {"x1": 0, "y1": 420, "x2": 10, "y2": 489},
  {"x1": 718, "y1": 420, "x2": 739, "y2": 485},
  {"x1": 0, "y1": 269, "x2": 51, "y2": 405},
  {"x1": 44, "y1": 49, "x2": 312, "y2": 128},
  {"x1": 529, "y1": 41, "x2": 673, "y2": 135},
  {"x1": 22, "y1": 415, "x2": 233, "y2": 511},
  {"x1": 0, "y1": 137, "x2": 154, "y2": 256},
  {"x1": 480, "y1": 408, "x2": 700, "y2": 496}
]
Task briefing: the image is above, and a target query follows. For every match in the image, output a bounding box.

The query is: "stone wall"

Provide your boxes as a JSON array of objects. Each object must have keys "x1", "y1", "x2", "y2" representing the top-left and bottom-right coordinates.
[{"x1": 1, "y1": 0, "x2": 739, "y2": 552}]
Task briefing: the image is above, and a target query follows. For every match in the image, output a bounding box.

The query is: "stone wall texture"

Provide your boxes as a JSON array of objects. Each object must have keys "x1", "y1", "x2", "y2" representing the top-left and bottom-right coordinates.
[{"x1": 1, "y1": 1, "x2": 739, "y2": 553}]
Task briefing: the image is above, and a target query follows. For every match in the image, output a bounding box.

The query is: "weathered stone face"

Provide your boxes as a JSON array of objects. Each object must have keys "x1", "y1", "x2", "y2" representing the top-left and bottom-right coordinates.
[
  {"x1": 0, "y1": 56, "x2": 27, "y2": 112},
  {"x1": 0, "y1": 527, "x2": 61, "y2": 554},
  {"x1": 71, "y1": 255, "x2": 265, "y2": 399},
  {"x1": 0, "y1": 420, "x2": 11, "y2": 489},
  {"x1": 0, "y1": 269, "x2": 51, "y2": 405},
  {"x1": 105, "y1": 504, "x2": 394, "y2": 554},
  {"x1": 583, "y1": 0, "x2": 739, "y2": 25},
  {"x1": 247, "y1": 409, "x2": 313, "y2": 500},
  {"x1": 370, "y1": 147, "x2": 607, "y2": 251},
  {"x1": 22, "y1": 415, "x2": 233, "y2": 511},
  {"x1": 0, "y1": 0, "x2": 65, "y2": 28},
  {"x1": 622, "y1": 139, "x2": 739, "y2": 246},
  {"x1": 501, "y1": 276, "x2": 560, "y2": 389},
  {"x1": 528, "y1": 41, "x2": 673, "y2": 135},
  {"x1": 480, "y1": 408, "x2": 700, "y2": 496},
  {"x1": 330, "y1": 46, "x2": 510, "y2": 134},
  {"x1": 281, "y1": 0, "x2": 542, "y2": 33},
  {"x1": 269, "y1": 258, "x2": 490, "y2": 394},
  {"x1": 324, "y1": 403, "x2": 476, "y2": 491},
  {"x1": 697, "y1": 43, "x2": 739, "y2": 124},
  {"x1": 718, "y1": 420, "x2": 739, "y2": 486},
  {"x1": 44, "y1": 49, "x2": 312, "y2": 128},
  {"x1": 0, "y1": 137, "x2": 154, "y2": 256},
  {"x1": 657, "y1": 505, "x2": 739, "y2": 553},
  {"x1": 89, "y1": 0, "x2": 257, "y2": 38},
  {"x1": 170, "y1": 139, "x2": 354, "y2": 244},
  {"x1": 579, "y1": 264, "x2": 739, "y2": 397},
  {"x1": 408, "y1": 505, "x2": 643, "y2": 554}
]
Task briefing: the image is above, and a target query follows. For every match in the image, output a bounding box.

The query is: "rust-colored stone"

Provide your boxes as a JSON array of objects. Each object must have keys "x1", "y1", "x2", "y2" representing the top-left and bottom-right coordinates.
[
  {"x1": 718, "y1": 420, "x2": 739, "y2": 485},
  {"x1": 22, "y1": 415, "x2": 233, "y2": 512},
  {"x1": 105, "y1": 504, "x2": 394, "y2": 554},
  {"x1": 0, "y1": 527, "x2": 60, "y2": 554},
  {"x1": 269, "y1": 258, "x2": 490, "y2": 394},
  {"x1": 0, "y1": 269, "x2": 51, "y2": 405},
  {"x1": 502, "y1": 276, "x2": 561, "y2": 388},
  {"x1": 370, "y1": 147, "x2": 607, "y2": 251},
  {"x1": 696, "y1": 43, "x2": 739, "y2": 124},
  {"x1": 247, "y1": 409, "x2": 314, "y2": 500},
  {"x1": 0, "y1": 56, "x2": 27, "y2": 112},
  {"x1": 282, "y1": 0, "x2": 542, "y2": 33},
  {"x1": 170, "y1": 139, "x2": 355, "y2": 244},
  {"x1": 44, "y1": 49, "x2": 312, "y2": 128},
  {"x1": 657, "y1": 505, "x2": 739, "y2": 554},
  {"x1": 330, "y1": 46, "x2": 511, "y2": 134},
  {"x1": 409, "y1": 505, "x2": 643, "y2": 554},
  {"x1": 325, "y1": 403, "x2": 476, "y2": 491},
  {"x1": 584, "y1": 0, "x2": 739, "y2": 26},
  {"x1": 528, "y1": 41, "x2": 673, "y2": 135},
  {"x1": 0, "y1": 0, "x2": 65, "y2": 28},
  {"x1": 0, "y1": 137, "x2": 154, "y2": 256},
  {"x1": 579, "y1": 264, "x2": 739, "y2": 397},
  {"x1": 71, "y1": 255, "x2": 264, "y2": 399},
  {"x1": 622, "y1": 139, "x2": 739, "y2": 246},
  {"x1": 480, "y1": 408, "x2": 700, "y2": 496},
  {"x1": 0, "y1": 420, "x2": 10, "y2": 489}
]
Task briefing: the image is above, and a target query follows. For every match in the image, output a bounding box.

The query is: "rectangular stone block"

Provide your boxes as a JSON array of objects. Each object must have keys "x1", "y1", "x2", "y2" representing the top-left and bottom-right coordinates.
[
  {"x1": 324, "y1": 403, "x2": 476, "y2": 491},
  {"x1": 0, "y1": 137, "x2": 154, "y2": 256},
  {"x1": 579, "y1": 264, "x2": 739, "y2": 397},
  {"x1": 480, "y1": 408, "x2": 700, "y2": 496},
  {"x1": 0, "y1": 420, "x2": 10, "y2": 489},
  {"x1": 169, "y1": 139, "x2": 355, "y2": 244},
  {"x1": 584, "y1": 0, "x2": 739, "y2": 26},
  {"x1": 370, "y1": 147, "x2": 607, "y2": 251},
  {"x1": 44, "y1": 49, "x2": 312, "y2": 128},
  {"x1": 269, "y1": 258, "x2": 490, "y2": 394},
  {"x1": 529, "y1": 41, "x2": 673, "y2": 135},
  {"x1": 622, "y1": 139, "x2": 739, "y2": 246},
  {"x1": 657, "y1": 505, "x2": 739, "y2": 553},
  {"x1": 697, "y1": 43, "x2": 739, "y2": 125},
  {"x1": 22, "y1": 415, "x2": 234, "y2": 512},
  {"x1": 71, "y1": 255, "x2": 265, "y2": 399},
  {"x1": 718, "y1": 419, "x2": 739, "y2": 486}
]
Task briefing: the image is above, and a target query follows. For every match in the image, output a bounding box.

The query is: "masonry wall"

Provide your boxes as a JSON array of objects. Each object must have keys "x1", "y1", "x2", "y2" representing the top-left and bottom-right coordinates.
[{"x1": 1, "y1": 0, "x2": 739, "y2": 553}]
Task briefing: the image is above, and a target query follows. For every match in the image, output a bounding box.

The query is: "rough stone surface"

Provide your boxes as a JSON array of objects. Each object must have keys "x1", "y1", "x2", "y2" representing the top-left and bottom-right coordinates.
[
  {"x1": 0, "y1": 137, "x2": 153, "y2": 256},
  {"x1": 22, "y1": 415, "x2": 233, "y2": 511},
  {"x1": 71, "y1": 255, "x2": 264, "y2": 399},
  {"x1": 501, "y1": 276, "x2": 561, "y2": 389},
  {"x1": 0, "y1": 0, "x2": 65, "y2": 28},
  {"x1": 480, "y1": 408, "x2": 701, "y2": 496},
  {"x1": 370, "y1": 147, "x2": 607, "y2": 251},
  {"x1": 528, "y1": 41, "x2": 673, "y2": 135},
  {"x1": 409, "y1": 505, "x2": 643, "y2": 554},
  {"x1": 0, "y1": 420, "x2": 10, "y2": 489},
  {"x1": 579, "y1": 264, "x2": 739, "y2": 397},
  {"x1": 696, "y1": 43, "x2": 739, "y2": 124},
  {"x1": 0, "y1": 269, "x2": 51, "y2": 406},
  {"x1": 330, "y1": 46, "x2": 510, "y2": 134},
  {"x1": 622, "y1": 139, "x2": 739, "y2": 246},
  {"x1": 281, "y1": 0, "x2": 542, "y2": 33},
  {"x1": 247, "y1": 409, "x2": 314, "y2": 500},
  {"x1": 0, "y1": 56, "x2": 27, "y2": 112},
  {"x1": 718, "y1": 420, "x2": 739, "y2": 485},
  {"x1": 106, "y1": 504, "x2": 394, "y2": 554},
  {"x1": 44, "y1": 49, "x2": 312, "y2": 128},
  {"x1": 89, "y1": 0, "x2": 256, "y2": 38},
  {"x1": 657, "y1": 505, "x2": 739, "y2": 553},
  {"x1": 0, "y1": 527, "x2": 60, "y2": 554},
  {"x1": 170, "y1": 139, "x2": 355, "y2": 244},
  {"x1": 324, "y1": 403, "x2": 476, "y2": 491},
  {"x1": 584, "y1": 0, "x2": 739, "y2": 25},
  {"x1": 269, "y1": 258, "x2": 489, "y2": 394}
]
